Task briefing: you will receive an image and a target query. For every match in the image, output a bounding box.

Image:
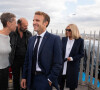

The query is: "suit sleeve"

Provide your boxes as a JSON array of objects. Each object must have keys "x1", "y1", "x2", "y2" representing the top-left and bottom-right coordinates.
[
  {"x1": 72, "y1": 39, "x2": 84, "y2": 61},
  {"x1": 22, "y1": 38, "x2": 31, "y2": 79},
  {"x1": 48, "y1": 36, "x2": 62, "y2": 85},
  {"x1": 62, "y1": 37, "x2": 67, "y2": 62}
]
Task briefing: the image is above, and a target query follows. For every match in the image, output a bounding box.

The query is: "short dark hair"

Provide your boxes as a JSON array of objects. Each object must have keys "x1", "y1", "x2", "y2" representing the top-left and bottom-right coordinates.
[
  {"x1": 35, "y1": 11, "x2": 50, "y2": 27},
  {"x1": 0, "y1": 12, "x2": 16, "y2": 27},
  {"x1": 17, "y1": 19, "x2": 22, "y2": 24}
]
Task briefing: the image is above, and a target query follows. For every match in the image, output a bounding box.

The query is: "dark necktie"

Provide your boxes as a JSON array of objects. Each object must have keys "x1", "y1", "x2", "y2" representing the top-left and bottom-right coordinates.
[
  {"x1": 32, "y1": 36, "x2": 41, "y2": 72},
  {"x1": 34, "y1": 36, "x2": 41, "y2": 60}
]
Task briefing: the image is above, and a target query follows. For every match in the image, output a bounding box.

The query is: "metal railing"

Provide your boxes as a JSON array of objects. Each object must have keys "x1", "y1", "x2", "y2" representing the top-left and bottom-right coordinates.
[
  {"x1": 78, "y1": 31, "x2": 100, "y2": 90},
  {"x1": 46, "y1": 30, "x2": 100, "y2": 90},
  {"x1": 8, "y1": 30, "x2": 100, "y2": 90}
]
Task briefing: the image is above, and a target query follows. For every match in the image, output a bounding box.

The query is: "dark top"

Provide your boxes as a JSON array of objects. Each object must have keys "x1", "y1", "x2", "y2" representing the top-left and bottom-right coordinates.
[
  {"x1": 15, "y1": 32, "x2": 27, "y2": 61},
  {"x1": 9, "y1": 27, "x2": 32, "y2": 65}
]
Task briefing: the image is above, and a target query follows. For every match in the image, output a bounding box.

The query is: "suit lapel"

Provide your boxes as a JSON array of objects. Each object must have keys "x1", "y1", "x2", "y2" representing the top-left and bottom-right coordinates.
[
  {"x1": 64, "y1": 37, "x2": 68, "y2": 54},
  {"x1": 38, "y1": 31, "x2": 49, "y2": 55},
  {"x1": 69, "y1": 39, "x2": 78, "y2": 56},
  {"x1": 30, "y1": 35, "x2": 36, "y2": 54}
]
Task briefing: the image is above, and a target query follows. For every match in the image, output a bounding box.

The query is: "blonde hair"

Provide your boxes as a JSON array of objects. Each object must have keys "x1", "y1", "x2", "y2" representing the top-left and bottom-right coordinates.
[{"x1": 65, "y1": 24, "x2": 81, "y2": 39}]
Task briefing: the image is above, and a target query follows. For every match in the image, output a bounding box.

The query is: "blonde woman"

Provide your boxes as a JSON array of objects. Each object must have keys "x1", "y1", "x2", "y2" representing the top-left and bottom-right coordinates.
[
  {"x1": 0, "y1": 12, "x2": 16, "y2": 90},
  {"x1": 59, "y1": 24, "x2": 84, "y2": 90}
]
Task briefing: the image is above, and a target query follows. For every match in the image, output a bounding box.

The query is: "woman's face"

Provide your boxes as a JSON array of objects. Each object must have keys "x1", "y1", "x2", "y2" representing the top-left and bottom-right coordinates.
[
  {"x1": 8, "y1": 18, "x2": 17, "y2": 32},
  {"x1": 65, "y1": 26, "x2": 72, "y2": 37},
  {"x1": 10, "y1": 18, "x2": 17, "y2": 32}
]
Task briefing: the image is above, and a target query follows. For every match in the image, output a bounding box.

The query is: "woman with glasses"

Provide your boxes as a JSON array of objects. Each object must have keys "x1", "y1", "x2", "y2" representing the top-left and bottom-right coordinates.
[
  {"x1": 0, "y1": 12, "x2": 16, "y2": 90},
  {"x1": 58, "y1": 24, "x2": 84, "y2": 90}
]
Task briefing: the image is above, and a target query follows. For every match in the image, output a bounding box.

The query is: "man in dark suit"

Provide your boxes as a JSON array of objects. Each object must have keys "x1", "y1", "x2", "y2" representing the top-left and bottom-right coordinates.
[{"x1": 21, "y1": 11, "x2": 62, "y2": 90}]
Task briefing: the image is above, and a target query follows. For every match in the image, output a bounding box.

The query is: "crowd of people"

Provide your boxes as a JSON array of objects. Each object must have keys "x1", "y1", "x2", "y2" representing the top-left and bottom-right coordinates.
[{"x1": 0, "y1": 11, "x2": 84, "y2": 90}]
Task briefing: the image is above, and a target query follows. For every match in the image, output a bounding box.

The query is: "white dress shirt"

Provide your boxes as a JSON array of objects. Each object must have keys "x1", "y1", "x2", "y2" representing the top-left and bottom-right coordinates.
[
  {"x1": 34, "y1": 31, "x2": 52, "y2": 83},
  {"x1": 34, "y1": 31, "x2": 46, "y2": 71},
  {"x1": 62, "y1": 37, "x2": 75, "y2": 75}
]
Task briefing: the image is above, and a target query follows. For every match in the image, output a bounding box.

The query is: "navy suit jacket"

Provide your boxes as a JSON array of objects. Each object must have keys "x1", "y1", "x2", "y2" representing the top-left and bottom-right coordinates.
[
  {"x1": 22, "y1": 31, "x2": 62, "y2": 89},
  {"x1": 62, "y1": 37, "x2": 84, "y2": 88}
]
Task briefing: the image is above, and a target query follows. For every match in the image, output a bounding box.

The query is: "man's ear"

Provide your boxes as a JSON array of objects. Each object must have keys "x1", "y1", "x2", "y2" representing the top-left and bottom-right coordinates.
[
  {"x1": 44, "y1": 21, "x2": 48, "y2": 27},
  {"x1": 7, "y1": 21, "x2": 11, "y2": 27}
]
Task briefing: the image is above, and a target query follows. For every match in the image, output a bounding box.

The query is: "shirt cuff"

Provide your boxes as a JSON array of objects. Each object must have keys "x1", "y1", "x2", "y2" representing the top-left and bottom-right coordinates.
[
  {"x1": 70, "y1": 57, "x2": 73, "y2": 61},
  {"x1": 48, "y1": 79, "x2": 52, "y2": 83}
]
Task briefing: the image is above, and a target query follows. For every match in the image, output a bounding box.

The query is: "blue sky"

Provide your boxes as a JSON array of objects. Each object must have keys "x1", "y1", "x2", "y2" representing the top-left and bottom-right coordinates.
[
  {"x1": 0, "y1": 0, "x2": 100, "y2": 34},
  {"x1": 66, "y1": 0, "x2": 95, "y2": 15}
]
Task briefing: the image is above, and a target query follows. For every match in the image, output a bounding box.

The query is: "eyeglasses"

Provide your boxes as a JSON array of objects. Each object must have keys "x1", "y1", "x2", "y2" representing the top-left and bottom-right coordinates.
[{"x1": 65, "y1": 29, "x2": 71, "y2": 32}]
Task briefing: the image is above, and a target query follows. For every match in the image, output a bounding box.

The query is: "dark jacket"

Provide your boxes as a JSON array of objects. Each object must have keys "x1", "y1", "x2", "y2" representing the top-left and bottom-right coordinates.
[
  {"x1": 62, "y1": 37, "x2": 84, "y2": 88},
  {"x1": 9, "y1": 28, "x2": 32, "y2": 65}
]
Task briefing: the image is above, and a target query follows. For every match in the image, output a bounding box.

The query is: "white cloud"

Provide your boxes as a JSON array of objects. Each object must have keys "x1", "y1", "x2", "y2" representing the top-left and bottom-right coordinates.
[
  {"x1": 0, "y1": 0, "x2": 67, "y2": 33},
  {"x1": 95, "y1": 0, "x2": 100, "y2": 5},
  {"x1": 64, "y1": 0, "x2": 100, "y2": 34},
  {"x1": 0, "y1": 0, "x2": 100, "y2": 34},
  {"x1": 66, "y1": 0, "x2": 77, "y2": 3}
]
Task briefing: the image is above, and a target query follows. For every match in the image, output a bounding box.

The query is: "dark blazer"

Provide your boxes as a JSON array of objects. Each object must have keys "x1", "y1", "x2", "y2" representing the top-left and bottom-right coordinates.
[
  {"x1": 62, "y1": 37, "x2": 84, "y2": 88},
  {"x1": 22, "y1": 31, "x2": 62, "y2": 89}
]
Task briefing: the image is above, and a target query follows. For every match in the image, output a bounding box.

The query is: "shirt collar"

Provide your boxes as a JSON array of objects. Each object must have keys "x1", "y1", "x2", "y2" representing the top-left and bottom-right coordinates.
[{"x1": 37, "y1": 30, "x2": 46, "y2": 38}]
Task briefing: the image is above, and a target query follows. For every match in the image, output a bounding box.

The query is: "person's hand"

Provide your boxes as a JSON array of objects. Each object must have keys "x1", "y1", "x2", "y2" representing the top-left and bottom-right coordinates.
[
  {"x1": 64, "y1": 58, "x2": 67, "y2": 62},
  {"x1": 48, "y1": 81, "x2": 52, "y2": 86},
  {"x1": 67, "y1": 57, "x2": 71, "y2": 61},
  {"x1": 21, "y1": 79, "x2": 27, "y2": 89}
]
